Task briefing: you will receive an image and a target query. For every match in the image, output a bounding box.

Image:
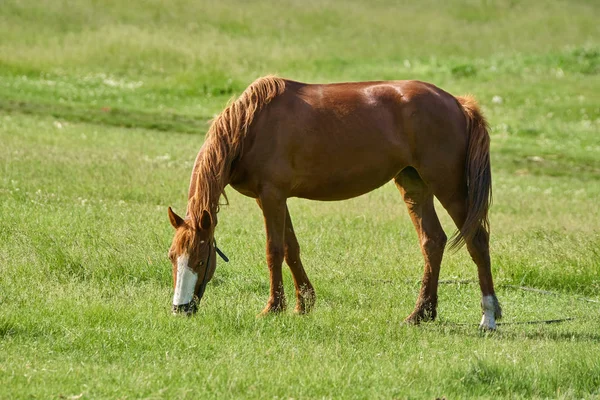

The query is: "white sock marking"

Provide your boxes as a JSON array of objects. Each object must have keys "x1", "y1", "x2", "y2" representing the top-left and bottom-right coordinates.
[
  {"x1": 479, "y1": 295, "x2": 497, "y2": 330},
  {"x1": 172, "y1": 254, "x2": 198, "y2": 306}
]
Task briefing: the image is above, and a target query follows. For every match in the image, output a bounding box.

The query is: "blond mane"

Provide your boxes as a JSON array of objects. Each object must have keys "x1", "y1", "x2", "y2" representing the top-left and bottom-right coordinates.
[{"x1": 187, "y1": 75, "x2": 286, "y2": 227}]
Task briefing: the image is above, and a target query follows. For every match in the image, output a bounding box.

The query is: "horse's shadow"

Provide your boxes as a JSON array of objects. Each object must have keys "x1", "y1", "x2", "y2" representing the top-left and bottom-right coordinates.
[{"x1": 428, "y1": 320, "x2": 600, "y2": 343}]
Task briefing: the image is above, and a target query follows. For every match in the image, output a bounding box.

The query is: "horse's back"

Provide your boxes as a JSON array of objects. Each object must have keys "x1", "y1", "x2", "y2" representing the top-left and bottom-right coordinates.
[
  {"x1": 284, "y1": 79, "x2": 468, "y2": 167},
  {"x1": 283, "y1": 79, "x2": 466, "y2": 146}
]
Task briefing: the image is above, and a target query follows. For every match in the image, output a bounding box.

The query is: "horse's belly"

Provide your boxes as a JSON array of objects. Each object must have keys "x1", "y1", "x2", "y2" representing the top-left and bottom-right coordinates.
[{"x1": 289, "y1": 160, "x2": 404, "y2": 201}]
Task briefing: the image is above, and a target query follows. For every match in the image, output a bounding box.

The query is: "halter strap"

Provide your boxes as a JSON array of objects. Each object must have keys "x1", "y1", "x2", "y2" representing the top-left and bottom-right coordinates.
[
  {"x1": 195, "y1": 239, "x2": 228, "y2": 304},
  {"x1": 215, "y1": 244, "x2": 229, "y2": 262}
]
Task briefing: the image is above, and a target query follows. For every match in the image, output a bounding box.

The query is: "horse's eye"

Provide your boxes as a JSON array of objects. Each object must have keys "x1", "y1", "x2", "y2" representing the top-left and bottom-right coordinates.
[{"x1": 199, "y1": 261, "x2": 204, "y2": 266}]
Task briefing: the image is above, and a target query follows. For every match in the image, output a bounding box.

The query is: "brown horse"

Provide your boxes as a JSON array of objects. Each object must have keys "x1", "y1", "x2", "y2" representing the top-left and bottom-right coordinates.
[{"x1": 167, "y1": 76, "x2": 502, "y2": 330}]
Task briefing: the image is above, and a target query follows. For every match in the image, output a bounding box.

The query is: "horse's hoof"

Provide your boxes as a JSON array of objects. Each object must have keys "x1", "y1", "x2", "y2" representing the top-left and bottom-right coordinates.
[
  {"x1": 479, "y1": 312, "x2": 497, "y2": 331},
  {"x1": 479, "y1": 295, "x2": 500, "y2": 330},
  {"x1": 257, "y1": 304, "x2": 285, "y2": 318},
  {"x1": 404, "y1": 318, "x2": 421, "y2": 326},
  {"x1": 293, "y1": 298, "x2": 315, "y2": 315},
  {"x1": 479, "y1": 325, "x2": 497, "y2": 332},
  {"x1": 404, "y1": 313, "x2": 424, "y2": 325},
  {"x1": 293, "y1": 305, "x2": 310, "y2": 315},
  {"x1": 404, "y1": 306, "x2": 436, "y2": 325}
]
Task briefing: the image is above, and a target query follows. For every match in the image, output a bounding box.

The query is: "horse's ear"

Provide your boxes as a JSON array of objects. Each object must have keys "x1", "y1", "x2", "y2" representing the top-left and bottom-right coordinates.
[
  {"x1": 200, "y1": 209, "x2": 212, "y2": 230},
  {"x1": 168, "y1": 207, "x2": 184, "y2": 229}
]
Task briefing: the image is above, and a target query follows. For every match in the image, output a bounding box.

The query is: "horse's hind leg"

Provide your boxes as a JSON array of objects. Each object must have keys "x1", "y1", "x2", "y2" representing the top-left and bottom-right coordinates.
[
  {"x1": 434, "y1": 185, "x2": 502, "y2": 330},
  {"x1": 395, "y1": 167, "x2": 447, "y2": 324},
  {"x1": 284, "y1": 206, "x2": 316, "y2": 314}
]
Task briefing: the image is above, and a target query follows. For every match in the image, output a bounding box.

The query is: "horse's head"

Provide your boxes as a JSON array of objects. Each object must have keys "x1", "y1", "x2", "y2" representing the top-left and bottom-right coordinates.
[{"x1": 167, "y1": 206, "x2": 216, "y2": 315}]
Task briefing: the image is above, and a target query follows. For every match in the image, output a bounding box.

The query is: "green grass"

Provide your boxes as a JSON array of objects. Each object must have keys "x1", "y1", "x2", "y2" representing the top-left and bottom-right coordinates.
[{"x1": 1, "y1": 0, "x2": 599, "y2": 399}]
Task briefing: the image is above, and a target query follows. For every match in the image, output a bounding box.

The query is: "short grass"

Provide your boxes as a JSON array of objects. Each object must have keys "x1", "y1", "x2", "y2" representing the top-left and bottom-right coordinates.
[{"x1": 1, "y1": 0, "x2": 599, "y2": 399}]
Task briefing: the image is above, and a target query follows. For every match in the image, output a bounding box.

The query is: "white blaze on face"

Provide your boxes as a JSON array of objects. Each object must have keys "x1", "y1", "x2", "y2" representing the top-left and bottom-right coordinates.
[
  {"x1": 479, "y1": 295, "x2": 497, "y2": 330},
  {"x1": 172, "y1": 254, "x2": 198, "y2": 306}
]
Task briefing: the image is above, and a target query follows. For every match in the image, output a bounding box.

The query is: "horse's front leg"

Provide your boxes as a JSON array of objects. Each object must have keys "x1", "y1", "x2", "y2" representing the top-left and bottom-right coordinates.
[{"x1": 256, "y1": 191, "x2": 287, "y2": 315}]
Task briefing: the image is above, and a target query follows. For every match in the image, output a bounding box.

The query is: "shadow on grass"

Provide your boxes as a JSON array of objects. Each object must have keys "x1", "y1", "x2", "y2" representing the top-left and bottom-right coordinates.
[
  {"x1": 0, "y1": 318, "x2": 18, "y2": 338},
  {"x1": 0, "y1": 316, "x2": 60, "y2": 340},
  {"x1": 429, "y1": 320, "x2": 600, "y2": 343}
]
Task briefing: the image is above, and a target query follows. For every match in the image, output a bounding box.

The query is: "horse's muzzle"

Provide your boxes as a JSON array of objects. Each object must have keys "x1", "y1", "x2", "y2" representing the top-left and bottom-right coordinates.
[{"x1": 172, "y1": 300, "x2": 198, "y2": 316}]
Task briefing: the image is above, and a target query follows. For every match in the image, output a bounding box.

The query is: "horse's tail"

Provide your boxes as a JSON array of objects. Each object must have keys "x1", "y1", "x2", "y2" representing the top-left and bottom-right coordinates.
[{"x1": 449, "y1": 95, "x2": 492, "y2": 250}]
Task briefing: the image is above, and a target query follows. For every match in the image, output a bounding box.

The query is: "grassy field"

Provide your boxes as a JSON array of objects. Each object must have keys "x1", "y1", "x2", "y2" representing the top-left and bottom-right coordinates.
[{"x1": 1, "y1": 0, "x2": 599, "y2": 398}]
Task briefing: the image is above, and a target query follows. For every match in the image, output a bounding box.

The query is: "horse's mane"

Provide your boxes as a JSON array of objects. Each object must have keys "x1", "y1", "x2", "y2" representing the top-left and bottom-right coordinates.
[{"x1": 187, "y1": 75, "x2": 286, "y2": 227}]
